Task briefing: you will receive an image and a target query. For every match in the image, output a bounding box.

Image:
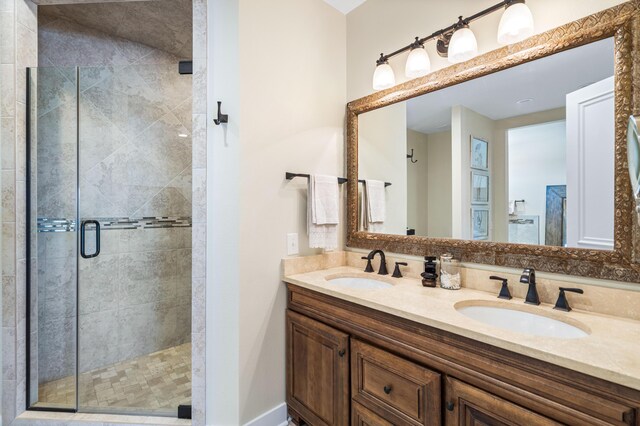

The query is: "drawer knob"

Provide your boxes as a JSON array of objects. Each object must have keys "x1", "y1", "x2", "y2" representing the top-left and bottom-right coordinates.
[
  {"x1": 338, "y1": 349, "x2": 346, "y2": 357},
  {"x1": 383, "y1": 385, "x2": 392, "y2": 395},
  {"x1": 446, "y1": 401, "x2": 455, "y2": 412}
]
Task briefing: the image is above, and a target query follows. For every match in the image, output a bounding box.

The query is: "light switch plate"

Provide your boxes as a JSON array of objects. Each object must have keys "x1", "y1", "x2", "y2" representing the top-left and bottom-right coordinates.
[{"x1": 287, "y1": 233, "x2": 299, "y2": 256}]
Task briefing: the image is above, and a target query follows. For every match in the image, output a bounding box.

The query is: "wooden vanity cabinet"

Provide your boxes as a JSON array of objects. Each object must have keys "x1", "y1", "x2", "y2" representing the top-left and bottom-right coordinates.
[
  {"x1": 286, "y1": 310, "x2": 350, "y2": 426},
  {"x1": 444, "y1": 377, "x2": 559, "y2": 426},
  {"x1": 286, "y1": 284, "x2": 640, "y2": 426}
]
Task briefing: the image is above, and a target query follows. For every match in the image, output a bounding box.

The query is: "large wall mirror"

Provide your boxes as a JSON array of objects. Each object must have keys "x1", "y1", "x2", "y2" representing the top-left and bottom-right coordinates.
[
  {"x1": 359, "y1": 38, "x2": 614, "y2": 250},
  {"x1": 347, "y1": 2, "x2": 640, "y2": 282}
]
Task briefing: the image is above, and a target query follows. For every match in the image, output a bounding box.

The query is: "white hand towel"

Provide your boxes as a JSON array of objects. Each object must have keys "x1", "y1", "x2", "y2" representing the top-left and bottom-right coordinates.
[
  {"x1": 311, "y1": 175, "x2": 339, "y2": 225},
  {"x1": 366, "y1": 180, "x2": 386, "y2": 223},
  {"x1": 307, "y1": 175, "x2": 339, "y2": 249},
  {"x1": 508, "y1": 200, "x2": 516, "y2": 215}
]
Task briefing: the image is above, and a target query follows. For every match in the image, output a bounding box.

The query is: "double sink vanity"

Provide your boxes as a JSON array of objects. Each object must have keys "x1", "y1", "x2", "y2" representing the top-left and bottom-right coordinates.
[
  {"x1": 285, "y1": 2, "x2": 640, "y2": 425},
  {"x1": 283, "y1": 252, "x2": 640, "y2": 425}
]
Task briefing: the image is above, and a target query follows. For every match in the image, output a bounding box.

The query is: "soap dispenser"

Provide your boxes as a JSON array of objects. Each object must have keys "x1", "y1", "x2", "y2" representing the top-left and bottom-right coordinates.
[{"x1": 421, "y1": 256, "x2": 438, "y2": 287}]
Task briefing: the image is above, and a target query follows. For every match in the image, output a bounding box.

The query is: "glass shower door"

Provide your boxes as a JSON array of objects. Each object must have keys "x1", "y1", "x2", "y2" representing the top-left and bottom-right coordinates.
[
  {"x1": 27, "y1": 63, "x2": 192, "y2": 417},
  {"x1": 76, "y1": 64, "x2": 193, "y2": 416}
]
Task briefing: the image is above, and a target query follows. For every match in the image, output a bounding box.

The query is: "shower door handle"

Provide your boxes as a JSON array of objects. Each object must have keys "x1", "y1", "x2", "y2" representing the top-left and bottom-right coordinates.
[{"x1": 80, "y1": 220, "x2": 100, "y2": 259}]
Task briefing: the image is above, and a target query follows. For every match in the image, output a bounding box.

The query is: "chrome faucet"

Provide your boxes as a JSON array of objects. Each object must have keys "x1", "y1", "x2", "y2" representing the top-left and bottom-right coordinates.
[
  {"x1": 366, "y1": 250, "x2": 388, "y2": 275},
  {"x1": 519, "y1": 268, "x2": 540, "y2": 305}
]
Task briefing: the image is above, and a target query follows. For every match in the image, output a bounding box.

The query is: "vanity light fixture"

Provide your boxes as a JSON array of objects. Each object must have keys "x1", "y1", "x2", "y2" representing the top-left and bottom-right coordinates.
[
  {"x1": 448, "y1": 18, "x2": 478, "y2": 64},
  {"x1": 497, "y1": 0, "x2": 534, "y2": 45},
  {"x1": 405, "y1": 38, "x2": 431, "y2": 78},
  {"x1": 371, "y1": 0, "x2": 534, "y2": 90},
  {"x1": 372, "y1": 55, "x2": 396, "y2": 91}
]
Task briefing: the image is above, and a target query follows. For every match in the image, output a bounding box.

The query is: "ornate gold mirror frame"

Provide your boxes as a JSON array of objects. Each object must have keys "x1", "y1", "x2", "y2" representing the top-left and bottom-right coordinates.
[{"x1": 346, "y1": 1, "x2": 640, "y2": 282}]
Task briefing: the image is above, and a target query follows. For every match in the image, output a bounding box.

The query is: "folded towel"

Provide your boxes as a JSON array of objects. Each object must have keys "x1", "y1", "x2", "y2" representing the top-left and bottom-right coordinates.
[
  {"x1": 366, "y1": 180, "x2": 386, "y2": 223},
  {"x1": 311, "y1": 175, "x2": 339, "y2": 225},
  {"x1": 307, "y1": 175, "x2": 339, "y2": 249},
  {"x1": 360, "y1": 180, "x2": 385, "y2": 232},
  {"x1": 509, "y1": 200, "x2": 516, "y2": 215}
]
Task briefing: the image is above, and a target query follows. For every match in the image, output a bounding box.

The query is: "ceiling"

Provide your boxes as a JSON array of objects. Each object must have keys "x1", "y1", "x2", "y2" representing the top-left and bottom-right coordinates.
[
  {"x1": 406, "y1": 37, "x2": 615, "y2": 134},
  {"x1": 322, "y1": 0, "x2": 367, "y2": 14},
  {"x1": 39, "y1": 0, "x2": 193, "y2": 59}
]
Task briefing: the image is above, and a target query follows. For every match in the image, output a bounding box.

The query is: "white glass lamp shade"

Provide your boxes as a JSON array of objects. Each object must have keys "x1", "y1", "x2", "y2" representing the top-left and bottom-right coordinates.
[
  {"x1": 405, "y1": 46, "x2": 431, "y2": 78},
  {"x1": 497, "y1": 2, "x2": 534, "y2": 45},
  {"x1": 448, "y1": 27, "x2": 478, "y2": 64},
  {"x1": 372, "y1": 62, "x2": 396, "y2": 91}
]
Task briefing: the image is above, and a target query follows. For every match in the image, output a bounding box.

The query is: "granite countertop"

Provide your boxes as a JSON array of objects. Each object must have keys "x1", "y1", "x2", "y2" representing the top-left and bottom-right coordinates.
[{"x1": 284, "y1": 266, "x2": 640, "y2": 391}]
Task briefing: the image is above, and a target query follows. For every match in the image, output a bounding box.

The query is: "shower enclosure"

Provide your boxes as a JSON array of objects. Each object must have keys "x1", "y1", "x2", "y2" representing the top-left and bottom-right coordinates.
[{"x1": 26, "y1": 64, "x2": 193, "y2": 417}]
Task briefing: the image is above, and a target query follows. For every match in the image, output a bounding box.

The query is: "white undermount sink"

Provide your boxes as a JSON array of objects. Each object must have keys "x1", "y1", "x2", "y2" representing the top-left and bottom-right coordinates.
[
  {"x1": 456, "y1": 302, "x2": 589, "y2": 339},
  {"x1": 327, "y1": 276, "x2": 393, "y2": 290}
]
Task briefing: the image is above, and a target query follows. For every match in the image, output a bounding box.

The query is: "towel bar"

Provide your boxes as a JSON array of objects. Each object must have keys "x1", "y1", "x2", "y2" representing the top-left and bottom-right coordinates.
[{"x1": 285, "y1": 172, "x2": 391, "y2": 187}]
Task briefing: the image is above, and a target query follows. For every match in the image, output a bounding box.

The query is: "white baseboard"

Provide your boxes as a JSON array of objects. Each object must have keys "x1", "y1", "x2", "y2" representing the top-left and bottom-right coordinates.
[{"x1": 243, "y1": 402, "x2": 288, "y2": 426}]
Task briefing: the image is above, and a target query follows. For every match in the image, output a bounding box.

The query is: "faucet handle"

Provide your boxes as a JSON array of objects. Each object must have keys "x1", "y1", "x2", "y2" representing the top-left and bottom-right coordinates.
[
  {"x1": 361, "y1": 256, "x2": 374, "y2": 273},
  {"x1": 490, "y1": 276, "x2": 512, "y2": 300},
  {"x1": 554, "y1": 287, "x2": 584, "y2": 312},
  {"x1": 392, "y1": 262, "x2": 408, "y2": 278}
]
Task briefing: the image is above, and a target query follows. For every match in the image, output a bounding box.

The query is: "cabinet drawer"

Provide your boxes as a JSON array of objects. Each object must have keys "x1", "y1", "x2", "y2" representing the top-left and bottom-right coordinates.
[
  {"x1": 352, "y1": 401, "x2": 394, "y2": 426},
  {"x1": 351, "y1": 339, "x2": 441, "y2": 426}
]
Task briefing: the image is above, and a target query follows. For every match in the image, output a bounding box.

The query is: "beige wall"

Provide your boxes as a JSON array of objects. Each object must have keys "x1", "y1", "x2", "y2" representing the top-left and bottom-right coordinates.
[
  {"x1": 346, "y1": 0, "x2": 627, "y2": 101},
  {"x1": 359, "y1": 103, "x2": 407, "y2": 234},
  {"x1": 426, "y1": 130, "x2": 452, "y2": 238},
  {"x1": 407, "y1": 129, "x2": 428, "y2": 235},
  {"x1": 207, "y1": 0, "x2": 347, "y2": 423},
  {"x1": 406, "y1": 129, "x2": 452, "y2": 238}
]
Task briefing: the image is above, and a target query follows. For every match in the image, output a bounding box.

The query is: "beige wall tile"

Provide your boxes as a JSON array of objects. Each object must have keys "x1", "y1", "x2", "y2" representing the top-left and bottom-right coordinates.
[
  {"x1": 3, "y1": 222, "x2": 16, "y2": 276},
  {"x1": 1, "y1": 11, "x2": 15, "y2": 64},
  {"x1": 1, "y1": 117, "x2": 15, "y2": 170},
  {"x1": 16, "y1": 0, "x2": 37, "y2": 33},
  {"x1": 1, "y1": 64, "x2": 16, "y2": 117},
  {"x1": 2, "y1": 170, "x2": 16, "y2": 221}
]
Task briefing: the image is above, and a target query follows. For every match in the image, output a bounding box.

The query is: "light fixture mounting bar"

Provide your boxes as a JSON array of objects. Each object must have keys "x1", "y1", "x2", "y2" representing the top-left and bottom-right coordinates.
[{"x1": 376, "y1": 0, "x2": 522, "y2": 64}]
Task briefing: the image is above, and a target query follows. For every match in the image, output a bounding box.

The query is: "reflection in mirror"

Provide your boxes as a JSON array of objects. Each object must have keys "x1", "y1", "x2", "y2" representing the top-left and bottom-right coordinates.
[{"x1": 358, "y1": 38, "x2": 615, "y2": 251}]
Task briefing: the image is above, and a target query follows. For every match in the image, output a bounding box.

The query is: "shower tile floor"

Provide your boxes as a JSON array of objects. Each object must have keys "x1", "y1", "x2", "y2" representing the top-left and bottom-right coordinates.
[{"x1": 38, "y1": 343, "x2": 191, "y2": 410}]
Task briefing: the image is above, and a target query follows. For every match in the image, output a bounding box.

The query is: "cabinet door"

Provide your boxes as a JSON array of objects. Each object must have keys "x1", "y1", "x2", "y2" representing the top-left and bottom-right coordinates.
[
  {"x1": 444, "y1": 377, "x2": 561, "y2": 426},
  {"x1": 352, "y1": 402, "x2": 394, "y2": 426},
  {"x1": 287, "y1": 310, "x2": 350, "y2": 426}
]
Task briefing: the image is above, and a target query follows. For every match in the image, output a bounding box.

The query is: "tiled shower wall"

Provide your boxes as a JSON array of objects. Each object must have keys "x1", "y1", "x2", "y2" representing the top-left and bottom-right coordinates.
[
  {"x1": 35, "y1": 16, "x2": 193, "y2": 382},
  {"x1": 2, "y1": 0, "x2": 207, "y2": 424},
  {"x1": 1, "y1": 0, "x2": 38, "y2": 422}
]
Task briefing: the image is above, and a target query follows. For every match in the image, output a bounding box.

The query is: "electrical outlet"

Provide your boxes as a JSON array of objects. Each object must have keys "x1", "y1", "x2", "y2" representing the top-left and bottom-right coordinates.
[{"x1": 287, "y1": 233, "x2": 299, "y2": 256}]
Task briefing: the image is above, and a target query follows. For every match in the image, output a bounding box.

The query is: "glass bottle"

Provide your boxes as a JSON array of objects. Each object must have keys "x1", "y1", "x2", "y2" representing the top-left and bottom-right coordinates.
[{"x1": 440, "y1": 254, "x2": 461, "y2": 290}]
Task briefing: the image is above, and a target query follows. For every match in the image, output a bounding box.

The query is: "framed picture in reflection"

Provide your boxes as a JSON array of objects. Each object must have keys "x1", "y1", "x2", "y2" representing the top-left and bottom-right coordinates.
[
  {"x1": 472, "y1": 206, "x2": 489, "y2": 240},
  {"x1": 471, "y1": 171, "x2": 489, "y2": 204},
  {"x1": 471, "y1": 136, "x2": 489, "y2": 170}
]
